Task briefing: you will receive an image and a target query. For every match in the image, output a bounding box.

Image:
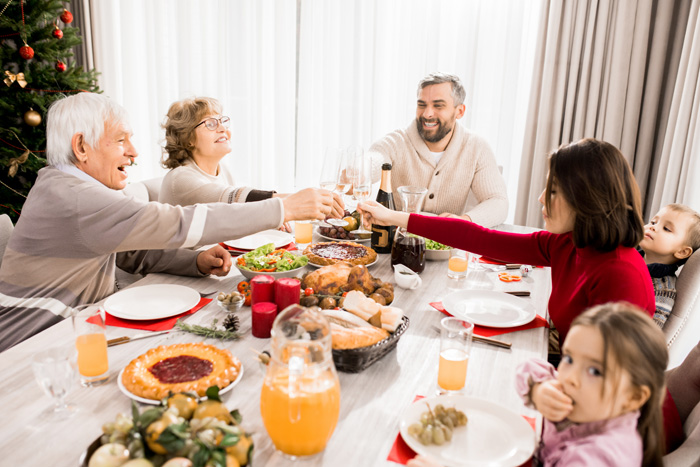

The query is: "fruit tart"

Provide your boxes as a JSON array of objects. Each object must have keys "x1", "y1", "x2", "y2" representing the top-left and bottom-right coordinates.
[{"x1": 303, "y1": 241, "x2": 377, "y2": 267}]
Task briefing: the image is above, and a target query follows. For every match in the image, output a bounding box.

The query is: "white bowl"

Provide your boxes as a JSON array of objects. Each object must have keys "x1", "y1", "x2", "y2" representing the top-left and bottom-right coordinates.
[
  {"x1": 425, "y1": 248, "x2": 452, "y2": 261},
  {"x1": 235, "y1": 264, "x2": 307, "y2": 280}
]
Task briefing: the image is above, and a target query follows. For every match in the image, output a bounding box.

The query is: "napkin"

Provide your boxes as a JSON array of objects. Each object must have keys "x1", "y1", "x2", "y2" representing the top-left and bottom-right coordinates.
[
  {"x1": 387, "y1": 395, "x2": 536, "y2": 466},
  {"x1": 104, "y1": 297, "x2": 211, "y2": 331},
  {"x1": 429, "y1": 302, "x2": 549, "y2": 338},
  {"x1": 219, "y1": 241, "x2": 298, "y2": 256}
]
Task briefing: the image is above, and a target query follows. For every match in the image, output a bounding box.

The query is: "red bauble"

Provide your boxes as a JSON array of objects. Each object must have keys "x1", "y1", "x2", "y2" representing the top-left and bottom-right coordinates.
[
  {"x1": 53, "y1": 27, "x2": 63, "y2": 39},
  {"x1": 60, "y1": 9, "x2": 73, "y2": 24},
  {"x1": 55, "y1": 60, "x2": 66, "y2": 72},
  {"x1": 19, "y1": 45, "x2": 34, "y2": 59}
]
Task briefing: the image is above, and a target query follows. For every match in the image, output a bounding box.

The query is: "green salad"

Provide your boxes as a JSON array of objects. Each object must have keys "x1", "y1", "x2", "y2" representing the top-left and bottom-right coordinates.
[
  {"x1": 236, "y1": 243, "x2": 308, "y2": 272},
  {"x1": 409, "y1": 234, "x2": 450, "y2": 251}
]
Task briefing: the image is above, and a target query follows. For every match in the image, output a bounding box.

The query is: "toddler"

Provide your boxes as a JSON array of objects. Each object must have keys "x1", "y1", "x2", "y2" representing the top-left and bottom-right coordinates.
[
  {"x1": 516, "y1": 303, "x2": 667, "y2": 466},
  {"x1": 638, "y1": 204, "x2": 700, "y2": 327}
]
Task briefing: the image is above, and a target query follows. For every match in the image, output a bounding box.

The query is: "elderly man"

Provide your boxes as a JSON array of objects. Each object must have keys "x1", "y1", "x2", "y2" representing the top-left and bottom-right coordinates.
[
  {"x1": 0, "y1": 93, "x2": 340, "y2": 352},
  {"x1": 369, "y1": 72, "x2": 508, "y2": 227}
]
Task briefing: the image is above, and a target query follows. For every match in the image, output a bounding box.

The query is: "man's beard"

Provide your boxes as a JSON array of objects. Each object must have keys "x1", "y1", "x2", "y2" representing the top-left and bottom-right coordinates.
[{"x1": 416, "y1": 117, "x2": 454, "y2": 143}]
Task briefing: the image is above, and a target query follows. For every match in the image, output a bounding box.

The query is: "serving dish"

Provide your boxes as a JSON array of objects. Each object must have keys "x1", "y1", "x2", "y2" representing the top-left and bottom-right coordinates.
[{"x1": 332, "y1": 315, "x2": 409, "y2": 372}]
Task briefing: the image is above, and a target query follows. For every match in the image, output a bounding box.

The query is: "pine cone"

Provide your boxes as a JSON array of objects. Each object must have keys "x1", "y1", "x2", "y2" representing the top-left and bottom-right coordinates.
[{"x1": 223, "y1": 314, "x2": 240, "y2": 332}]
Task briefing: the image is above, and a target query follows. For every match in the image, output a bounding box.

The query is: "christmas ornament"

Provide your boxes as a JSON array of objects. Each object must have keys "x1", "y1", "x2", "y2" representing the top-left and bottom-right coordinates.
[
  {"x1": 23, "y1": 109, "x2": 41, "y2": 127},
  {"x1": 53, "y1": 26, "x2": 63, "y2": 39},
  {"x1": 8, "y1": 150, "x2": 30, "y2": 178},
  {"x1": 60, "y1": 9, "x2": 73, "y2": 23},
  {"x1": 55, "y1": 60, "x2": 66, "y2": 72},
  {"x1": 4, "y1": 71, "x2": 27, "y2": 88},
  {"x1": 19, "y1": 44, "x2": 34, "y2": 60}
]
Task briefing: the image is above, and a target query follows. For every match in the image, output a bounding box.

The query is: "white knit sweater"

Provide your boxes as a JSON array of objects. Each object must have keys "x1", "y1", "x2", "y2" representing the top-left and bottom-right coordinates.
[
  {"x1": 159, "y1": 160, "x2": 257, "y2": 205},
  {"x1": 369, "y1": 121, "x2": 508, "y2": 227}
]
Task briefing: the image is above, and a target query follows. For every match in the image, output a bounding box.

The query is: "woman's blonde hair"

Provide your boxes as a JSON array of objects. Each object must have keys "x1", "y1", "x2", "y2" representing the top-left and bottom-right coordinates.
[
  {"x1": 572, "y1": 303, "x2": 667, "y2": 467},
  {"x1": 161, "y1": 97, "x2": 222, "y2": 169}
]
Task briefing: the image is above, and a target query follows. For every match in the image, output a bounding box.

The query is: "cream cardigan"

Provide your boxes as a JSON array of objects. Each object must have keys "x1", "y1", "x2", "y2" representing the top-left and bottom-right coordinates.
[{"x1": 369, "y1": 121, "x2": 508, "y2": 227}]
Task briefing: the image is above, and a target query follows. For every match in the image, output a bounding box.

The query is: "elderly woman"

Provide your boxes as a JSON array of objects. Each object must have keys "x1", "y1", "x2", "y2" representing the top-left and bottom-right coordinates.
[{"x1": 159, "y1": 97, "x2": 344, "y2": 220}]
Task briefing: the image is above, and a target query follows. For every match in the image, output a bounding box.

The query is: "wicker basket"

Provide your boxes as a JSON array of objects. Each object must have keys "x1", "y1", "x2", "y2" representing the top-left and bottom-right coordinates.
[{"x1": 332, "y1": 316, "x2": 410, "y2": 373}]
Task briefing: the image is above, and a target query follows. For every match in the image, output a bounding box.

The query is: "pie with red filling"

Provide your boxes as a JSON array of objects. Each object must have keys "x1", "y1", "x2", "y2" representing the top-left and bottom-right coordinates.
[
  {"x1": 121, "y1": 343, "x2": 241, "y2": 400},
  {"x1": 303, "y1": 241, "x2": 377, "y2": 267}
]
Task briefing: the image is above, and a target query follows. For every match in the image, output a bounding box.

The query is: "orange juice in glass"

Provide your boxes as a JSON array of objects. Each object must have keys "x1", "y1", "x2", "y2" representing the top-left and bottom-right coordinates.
[
  {"x1": 261, "y1": 370, "x2": 340, "y2": 457},
  {"x1": 437, "y1": 317, "x2": 473, "y2": 395},
  {"x1": 72, "y1": 305, "x2": 109, "y2": 386},
  {"x1": 295, "y1": 221, "x2": 313, "y2": 244},
  {"x1": 447, "y1": 249, "x2": 469, "y2": 279}
]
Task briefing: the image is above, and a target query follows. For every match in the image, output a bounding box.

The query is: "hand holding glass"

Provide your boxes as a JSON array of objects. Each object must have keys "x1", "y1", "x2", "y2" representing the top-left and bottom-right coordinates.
[
  {"x1": 72, "y1": 305, "x2": 109, "y2": 386},
  {"x1": 437, "y1": 317, "x2": 473, "y2": 395},
  {"x1": 349, "y1": 147, "x2": 372, "y2": 234},
  {"x1": 319, "y1": 148, "x2": 349, "y2": 227}
]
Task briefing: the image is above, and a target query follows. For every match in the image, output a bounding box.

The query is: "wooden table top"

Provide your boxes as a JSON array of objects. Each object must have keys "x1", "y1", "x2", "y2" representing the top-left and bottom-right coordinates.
[{"x1": 0, "y1": 225, "x2": 550, "y2": 466}]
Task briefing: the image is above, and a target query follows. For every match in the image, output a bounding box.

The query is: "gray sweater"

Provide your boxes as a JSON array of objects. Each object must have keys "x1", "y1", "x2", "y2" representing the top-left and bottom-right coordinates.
[{"x1": 0, "y1": 167, "x2": 283, "y2": 351}]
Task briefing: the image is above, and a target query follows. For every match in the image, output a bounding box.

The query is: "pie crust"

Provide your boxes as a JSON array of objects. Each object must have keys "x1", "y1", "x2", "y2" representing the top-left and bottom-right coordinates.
[
  {"x1": 303, "y1": 241, "x2": 377, "y2": 267},
  {"x1": 121, "y1": 343, "x2": 241, "y2": 400}
]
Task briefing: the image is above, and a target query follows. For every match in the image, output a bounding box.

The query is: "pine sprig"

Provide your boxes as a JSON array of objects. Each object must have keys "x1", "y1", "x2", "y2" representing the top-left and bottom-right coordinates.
[{"x1": 176, "y1": 319, "x2": 240, "y2": 340}]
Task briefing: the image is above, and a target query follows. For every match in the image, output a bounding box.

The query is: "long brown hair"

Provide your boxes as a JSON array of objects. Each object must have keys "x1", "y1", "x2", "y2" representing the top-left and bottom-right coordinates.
[
  {"x1": 161, "y1": 97, "x2": 222, "y2": 169},
  {"x1": 572, "y1": 303, "x2": 667, "y2": 466},
  {"x1": 544, "y1": 138, "x2": 644, "y2": 251}
]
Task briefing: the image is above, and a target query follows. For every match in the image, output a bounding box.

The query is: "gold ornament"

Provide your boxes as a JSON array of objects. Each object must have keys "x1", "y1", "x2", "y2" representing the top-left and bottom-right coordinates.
[
  {"x1": 8, "y1": 150, "x2": 30, "y2": 178},
  {"x1": 23, "y1": 109, "x2": 41, "y2": 126},
  {"x1": 4, "y1": 71, "x2": 27, "y2": 88}
]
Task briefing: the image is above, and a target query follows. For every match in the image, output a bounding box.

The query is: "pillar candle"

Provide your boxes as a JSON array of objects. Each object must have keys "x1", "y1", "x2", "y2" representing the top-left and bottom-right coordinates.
[
  {"x1": 275, "y1": 278, "x2": 301, "y2": 314},
  {"x1": 251, "y1": 275, "x2": 275, "y2": 305},
  {"x1": 252, "y1": 302, "x2": 277, "y2": 338}
]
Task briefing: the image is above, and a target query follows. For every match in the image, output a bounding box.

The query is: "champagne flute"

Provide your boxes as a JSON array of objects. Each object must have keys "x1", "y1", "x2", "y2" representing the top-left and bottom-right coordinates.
[
  {"x1": 319, "y1": 148, "x2": 349, "y2": 227},
  {"x1": 32, "y1": 347, "x2": 79, "y2": 420},
  {"x1": 350, "y1": 147, "x2": 372, "y2": 234}
]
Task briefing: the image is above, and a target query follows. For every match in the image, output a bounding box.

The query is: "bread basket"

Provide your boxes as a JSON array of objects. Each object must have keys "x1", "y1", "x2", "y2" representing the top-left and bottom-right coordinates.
[{"x1": 332, "y1": 316, "x2": 410, "y2": 373}]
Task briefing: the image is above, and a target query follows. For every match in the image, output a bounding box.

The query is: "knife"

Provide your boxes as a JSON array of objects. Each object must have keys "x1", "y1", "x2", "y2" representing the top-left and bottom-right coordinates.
[
  {"x1": 431, "y1": 326, "x2": 511, "y2": 349},
  {"x1": 504, "y1": 290, "x2": 530, "y2": 297},
  {"x1": 107, "y1": 330, "x2": 173, "y2": 347}
]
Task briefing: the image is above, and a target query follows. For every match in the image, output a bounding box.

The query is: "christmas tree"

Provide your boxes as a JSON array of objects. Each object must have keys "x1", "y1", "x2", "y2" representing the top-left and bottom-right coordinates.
[{"x1": 0, "y1": 0, "x2": 100, "y2": 222}]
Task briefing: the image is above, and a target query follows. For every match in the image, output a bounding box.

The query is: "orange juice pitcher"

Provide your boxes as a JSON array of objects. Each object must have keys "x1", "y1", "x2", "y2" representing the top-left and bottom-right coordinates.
[{"x1": 260, "y1": 304, "x2": 341, "y2": 459}]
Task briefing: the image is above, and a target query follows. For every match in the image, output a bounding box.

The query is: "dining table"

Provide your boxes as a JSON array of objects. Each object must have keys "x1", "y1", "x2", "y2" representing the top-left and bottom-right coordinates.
[{"x1": 0, "y1": 224, "x2": 550, "y2": 467}]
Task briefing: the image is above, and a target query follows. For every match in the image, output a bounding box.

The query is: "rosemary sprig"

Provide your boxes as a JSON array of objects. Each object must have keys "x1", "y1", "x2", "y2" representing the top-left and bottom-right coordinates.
[{"x1": 176, "y1": 319, "x2": 240, "y2": 340}]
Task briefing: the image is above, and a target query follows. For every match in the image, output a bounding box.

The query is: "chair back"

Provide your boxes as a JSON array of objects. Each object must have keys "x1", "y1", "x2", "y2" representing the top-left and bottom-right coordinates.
[
  {"x1": 0, "y1": 214, "x2": 14, "y2": 268},
  {"x1": 123, "y1": 177, "x2": 163, "y2": 202},
  {"x1": 666, "y1": 249, "x2": 700, "y2": 369}
]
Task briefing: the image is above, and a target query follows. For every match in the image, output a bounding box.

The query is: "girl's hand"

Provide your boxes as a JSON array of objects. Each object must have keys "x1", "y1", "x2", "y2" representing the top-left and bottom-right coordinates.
[
  {"x1": 357, "y1": 200, "x2": 410, "y2": 229},
  {"x1": 531, "y1": 380, "x2": 574, "y2": 422}
]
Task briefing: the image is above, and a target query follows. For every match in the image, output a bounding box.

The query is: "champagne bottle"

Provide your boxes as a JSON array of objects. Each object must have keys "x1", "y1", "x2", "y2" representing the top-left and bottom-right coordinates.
[{"x1": 371, "y1": 163, "x2": 396, "y2": 253}]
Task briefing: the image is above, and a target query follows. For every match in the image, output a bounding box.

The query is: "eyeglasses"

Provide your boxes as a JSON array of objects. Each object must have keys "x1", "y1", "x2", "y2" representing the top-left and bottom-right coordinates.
[{"x1": 194, "y1": 116, "x2": 230, "y2": 131}]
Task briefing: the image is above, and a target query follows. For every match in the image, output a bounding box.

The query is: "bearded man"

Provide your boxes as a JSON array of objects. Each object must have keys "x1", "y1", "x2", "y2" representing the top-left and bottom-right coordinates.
[{"x1": 369, "y1": 72, "x2": 507, "y2": 227}]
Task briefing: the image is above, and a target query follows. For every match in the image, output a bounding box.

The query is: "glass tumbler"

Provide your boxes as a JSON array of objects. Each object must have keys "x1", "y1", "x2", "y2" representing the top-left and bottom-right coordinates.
[
  {"x1": 437, "y1": 317, "x2": 473, "y2": 395},
  {"x1": 72, "y1": 305, "x2": 109, "y2": 386}
]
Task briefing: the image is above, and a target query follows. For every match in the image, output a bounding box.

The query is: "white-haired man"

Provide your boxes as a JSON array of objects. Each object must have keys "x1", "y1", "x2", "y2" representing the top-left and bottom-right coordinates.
[
  {"x1": 370, "y1": 72, "x2": 508, "y2": 227},
  {"x1": 0, "y1": 92, "x2": 339, "y2": 351}
]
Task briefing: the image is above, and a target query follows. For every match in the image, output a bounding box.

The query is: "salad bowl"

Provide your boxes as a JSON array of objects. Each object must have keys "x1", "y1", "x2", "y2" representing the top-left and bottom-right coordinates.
[{"x1": 234, "y1": 243, "x2": 309, "y2": 279}]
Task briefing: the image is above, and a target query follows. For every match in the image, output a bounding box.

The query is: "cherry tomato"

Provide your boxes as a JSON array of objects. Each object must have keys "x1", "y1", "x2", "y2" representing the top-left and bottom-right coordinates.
[
  {"x1": 342, "y1": 292, "x2": 348, "y2": 297},
  {"x1": 304, "y1": 288, "x2": 314, "y2": 296},
  {"x1": 237, "y1": 281, "x2": 252, "y2": 305}
]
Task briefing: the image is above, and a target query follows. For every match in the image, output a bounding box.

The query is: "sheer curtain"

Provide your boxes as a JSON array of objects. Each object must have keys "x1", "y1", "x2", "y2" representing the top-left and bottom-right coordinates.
[
  {"x1": 296, "y1": 0, "x2": 542, "y2": 222},
  {"x1": 91, "y1": 0, "x2": 299, "y2": 192},
  {"x1": 90, "y1": 0, "x2": 543, "y2": 220}
]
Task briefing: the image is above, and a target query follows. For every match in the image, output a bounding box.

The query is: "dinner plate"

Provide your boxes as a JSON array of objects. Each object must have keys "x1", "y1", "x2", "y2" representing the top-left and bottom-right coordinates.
[
  {"x1": 224, "y1": 230, "x2": 294, "y2": 251},
  {"x1": 399, "y1": 394, "x2": 535, "y2": 467},
  {"x1": 307, "y1": 258, "x2": 377, "y2": 268},
  {"x1": 104, "y1": 284, "x2": 200, "y2": 321},
  {"x1": 442, "y1": 290, "x2": 536, "y2": 328},
  {"x1": 117, "y1": 365, "x2": 243, "y2": 405},
  {"x1": 315, "y1": 227, "x2": 371, "y2": 243}
]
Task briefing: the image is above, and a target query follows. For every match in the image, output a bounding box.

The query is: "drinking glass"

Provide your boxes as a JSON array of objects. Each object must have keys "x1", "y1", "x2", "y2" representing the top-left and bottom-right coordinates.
[
  {"x1": 469, "y1": 252, "x2": 485, "y2": 271},
  {"x1": 349, "y1": 147, "x2": 372, "y2": 234},
  {"x1": 72, "y1": 304, "x2": 109, "y2": 386},
  {"x1": 319, "y1": 147, "x2": 349, "y2": 227},
  {"x1": 32, "y1": 347, "x2": 78, "y2": 419},
  {"x1": 437, "y1": 317, "x2": 473, "y2": 395},
  {"x1": 447, "y1": 249, "x2": 469, "y2": 279},
  {"x1": 294, "y1": 221, "x2": 313, "y2": 246}
]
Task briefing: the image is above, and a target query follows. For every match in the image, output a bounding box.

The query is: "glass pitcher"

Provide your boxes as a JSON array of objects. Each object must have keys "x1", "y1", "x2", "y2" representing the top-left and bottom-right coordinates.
[
  {"x1": 391, "y1": 186, "x2": 428, "y2": 273},
  {"x1": 260, "y1": 304, "x2": 341, "y2": 459}
]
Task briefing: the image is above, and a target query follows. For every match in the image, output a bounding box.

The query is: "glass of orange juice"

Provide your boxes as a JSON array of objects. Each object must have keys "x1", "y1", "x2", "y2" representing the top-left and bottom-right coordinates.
[
  {"x1": 72, "y1": 305, "x2": 109, "y2": 386},
  {"x1": 437, "y1": 317, "x2": 473, "y2": 395},
  {"x1": 294, "y1": 221, "x2": 313, "y2": 245},
  {"x1": 447, "y1": 249, "x2": 469, "y2": 279}
]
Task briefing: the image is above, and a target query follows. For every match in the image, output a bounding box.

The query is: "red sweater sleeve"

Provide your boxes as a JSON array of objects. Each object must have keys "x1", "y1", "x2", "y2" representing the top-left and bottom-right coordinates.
[{"x1": 407, "y1": 214, "x2": 559, "y2": 266}]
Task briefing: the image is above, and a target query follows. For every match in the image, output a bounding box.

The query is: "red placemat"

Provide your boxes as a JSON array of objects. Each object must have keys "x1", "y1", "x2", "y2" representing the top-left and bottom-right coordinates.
[
  {"x1": 104, "y1": 297, "x2": 211, "y2": 331},
  {"x1": 387, "y1": 395, "x2": 536, "y2": 466},
  {"x1": 429, "y1": 302, "x2": 549, "y2": 338}
]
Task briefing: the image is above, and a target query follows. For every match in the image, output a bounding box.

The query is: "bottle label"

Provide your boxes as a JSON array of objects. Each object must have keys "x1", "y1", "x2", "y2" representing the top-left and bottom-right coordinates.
[{"x1": 373, "y1": 227, "x2": 389, "y2": 248}]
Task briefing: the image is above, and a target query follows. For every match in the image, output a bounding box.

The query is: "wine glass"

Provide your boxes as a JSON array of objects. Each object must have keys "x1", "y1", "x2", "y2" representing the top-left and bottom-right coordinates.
[
  {"x1": 349, "y1": 147, "x2": 372, "y2": 234},
  {"x1": 319, "y1": 147, "x2": 349, "y2": 227},
  {"x1": 32, "y1": 347, "x2": 79, "y2": 420}
]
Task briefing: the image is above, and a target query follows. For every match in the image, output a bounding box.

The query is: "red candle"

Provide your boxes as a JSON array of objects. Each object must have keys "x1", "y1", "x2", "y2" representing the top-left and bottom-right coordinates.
[
  {"x1": 252, "y1": 302, "x2": 277, "y2": 338},
  {"x1": 251, "y1": 275, "x2": 275, "y2": 305},
  {"x1": 275, "y1": 278, "x2": 301, "y2": 314}
]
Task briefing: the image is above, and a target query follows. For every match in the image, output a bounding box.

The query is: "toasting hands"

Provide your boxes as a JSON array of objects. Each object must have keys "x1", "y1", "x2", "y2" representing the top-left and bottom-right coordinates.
[
  {"x1": 357, "y1": 200, "x2": 410, "y2": 230},
  {"x1": 282, "y1": 188, "x2": 345, "y2": 222}
]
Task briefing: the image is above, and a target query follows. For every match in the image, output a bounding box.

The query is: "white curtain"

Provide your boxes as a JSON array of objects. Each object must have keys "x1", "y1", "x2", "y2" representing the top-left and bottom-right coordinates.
[
  {"x1": 91, "y1": 0, "x2": 299, "y2": 192},
  {"x1": 91, "y1": 0, "x2": 543, "y2": 222}
]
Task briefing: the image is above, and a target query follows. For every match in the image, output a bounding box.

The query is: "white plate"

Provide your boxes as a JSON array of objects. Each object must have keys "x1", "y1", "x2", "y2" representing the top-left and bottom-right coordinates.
[
  {"x1": 117, "y1": 365, "x2": 243, "y2": 405},
  {"x1": 399, "y1": 395, "x2": 535, "y2": 467},
  {"x1": 442, "y1": 290, "x2": 536, "y2": 328},
  {"x1": 308, "y1": 258, "x2": 377, "y2": 268},
  {"x1": 315, "y1": 227, "x2": 371, "y2": 243},
  {"x1": 224, "y1": 230, "x2": 294, "y2": 251},
  {"x1": 104, "y1": 285, "x2": 201, "y2": 321}
]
